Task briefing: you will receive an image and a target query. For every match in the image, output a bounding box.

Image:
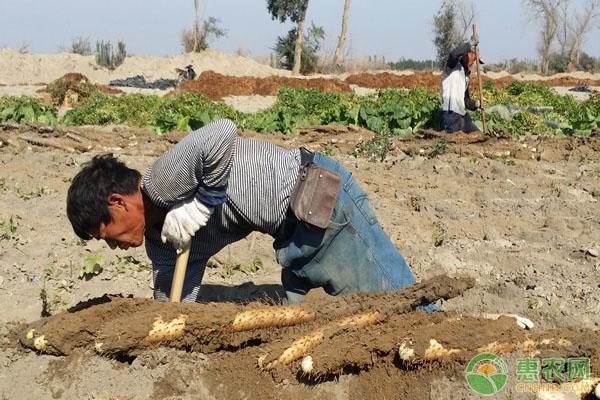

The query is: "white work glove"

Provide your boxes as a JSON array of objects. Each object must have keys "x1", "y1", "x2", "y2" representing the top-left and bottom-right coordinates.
[{"x1": 161, "y1": 197, "x2": 213, "y2": 252}]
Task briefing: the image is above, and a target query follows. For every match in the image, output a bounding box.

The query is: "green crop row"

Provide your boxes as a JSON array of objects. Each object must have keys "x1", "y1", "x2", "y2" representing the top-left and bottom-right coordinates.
[
  {"x1": 0, "y1": 96, "x2": 58, "y2": 125},
  {"x1": 0, "y1": 82, "x2": 598, "y2": 136}
]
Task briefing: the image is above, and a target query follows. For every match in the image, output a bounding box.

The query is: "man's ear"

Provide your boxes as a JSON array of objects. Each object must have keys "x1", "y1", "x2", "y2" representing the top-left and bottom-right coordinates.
[{"x1": 107, "y1": 193, "x2": 127, "y2": 210}]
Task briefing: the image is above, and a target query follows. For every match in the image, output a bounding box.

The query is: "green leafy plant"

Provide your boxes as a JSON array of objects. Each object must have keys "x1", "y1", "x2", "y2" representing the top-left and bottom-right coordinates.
[
  {"x1": 350, "y1": 135, "x2": 393, "y2": 162},
  {"x1": 41, "y1": 263, "x2": 74, "y2": 316},
  {"x1": 3, "y1": 80, "x2": 597, "y2": 140},
  {"x1": 40, "y1": 280, "x2": 72, "y2": 316},
  {"x1": 428, "y1": 138, "x2": 448, "y2": 159},
  {"x1": 79, "y1": 254, "x2": 104, "y2": 279},
  {"x1": 149, "y1": 93, "x2": 238, "y2": 133},
  {"x1": 494, "y1": 157, "x2": 516, "y2": 166},
  {"x1": 481, "y1": 81, "x2": 598, "y2": 136},
  {"x1": 0, "y1": 216, "x2": 17, "y2": 240},
  {"x1": 432, "y1": 226, "x2": 447, "y2": 247},
  {"x1": 240, "y1": 256, "x2": 263, "y2": 275},
  {"x1": 208, "y1": 256, "x2": 263, "y2": 278},
  {"x1": 18, "y1": 186, "x2": 53, "y2": 200},
  {"x1": 0, "y1": 96, "x2": 57, "y2": 125},
  {"x1": 62, "y1": 92, "x2": 238, "y2": 134},
  {"x1": 114, "y1": 255, "x2": 151, "y2": 275}
]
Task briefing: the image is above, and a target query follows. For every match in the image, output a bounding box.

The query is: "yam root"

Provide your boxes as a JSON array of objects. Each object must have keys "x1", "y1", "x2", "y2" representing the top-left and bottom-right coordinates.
[{"x1": 20, "y1": 275, "x2": 473, "y2": 357}]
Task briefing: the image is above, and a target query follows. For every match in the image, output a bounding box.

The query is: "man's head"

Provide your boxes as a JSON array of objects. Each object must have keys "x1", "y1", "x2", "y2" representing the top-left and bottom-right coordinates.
[
  {"x1": 459, "y1": 51, "x2": 477, "y2": 70},
  {"x1": 67, "y1": 154, "x2": 145, "y2": 249}
]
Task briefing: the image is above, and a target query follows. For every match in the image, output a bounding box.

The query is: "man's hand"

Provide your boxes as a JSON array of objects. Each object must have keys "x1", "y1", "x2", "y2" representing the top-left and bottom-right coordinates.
[{"x1": 161, "y1": 197, "x2": 213, "y2": 252}]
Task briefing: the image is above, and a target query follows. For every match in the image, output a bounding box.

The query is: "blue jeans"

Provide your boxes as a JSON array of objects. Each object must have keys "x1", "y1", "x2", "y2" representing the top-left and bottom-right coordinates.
[{"x1": 273, "y1": 153, "x2": 418, "y2": 304}]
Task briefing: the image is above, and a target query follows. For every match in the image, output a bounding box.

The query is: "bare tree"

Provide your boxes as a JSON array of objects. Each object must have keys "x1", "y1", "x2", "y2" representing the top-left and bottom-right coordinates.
[
  {"x1": 523, "y1": 0, "x2": 564, "y2": 74},
  {"x1": 332, "y1": 0, "x2": 351, "y2": 68},
  {"x1": 194, "y1": 0, "x2": 201, "y2": 52},
  {"x1": 556, "y1": 0, "x2": 570, "y2": 56},
  {"x1": 455, "y1": 0, "x2": 476, "y2": 38},
  {"x1": 566, "y1": 0, "x2": 600, "y2": 70}
]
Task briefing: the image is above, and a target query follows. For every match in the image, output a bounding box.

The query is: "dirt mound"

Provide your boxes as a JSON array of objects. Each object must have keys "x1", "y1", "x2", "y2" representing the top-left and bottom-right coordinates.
[
  {"x1": 0, "y1": 48, "x2": 289, "y2": 85},
  {"x1": 178, "y1": 71, "x2": 352, "y2": 100},
  {"x1": 345, "y1": 71, "x2": 442, "y2": 90},
  {"x1": 39, "y1": 73, "x2": 122, "y2": 107},
  {"x1": 344, "y1": 71, "x2": 600, "y2": 91}
]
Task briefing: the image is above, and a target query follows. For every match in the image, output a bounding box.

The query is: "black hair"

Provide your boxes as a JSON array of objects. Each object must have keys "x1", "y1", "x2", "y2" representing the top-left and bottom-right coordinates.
[{"x1": 66, "y1": 154, "x2": 141, "y2": 240}]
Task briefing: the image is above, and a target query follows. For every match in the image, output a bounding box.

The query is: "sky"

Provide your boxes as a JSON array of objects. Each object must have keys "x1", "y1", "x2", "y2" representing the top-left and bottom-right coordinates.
[{"x1": 0, "y1": 0, "x2": 599, "y2": 63}]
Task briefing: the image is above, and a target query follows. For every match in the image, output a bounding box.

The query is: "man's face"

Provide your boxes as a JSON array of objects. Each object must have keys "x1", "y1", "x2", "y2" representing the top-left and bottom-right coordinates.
[
  {"x1": 467, "y1": 52, "x2": 477, "y2": 67},
  {"x1": 95, "y1": 193, "x2": 145, "y2": 250}
]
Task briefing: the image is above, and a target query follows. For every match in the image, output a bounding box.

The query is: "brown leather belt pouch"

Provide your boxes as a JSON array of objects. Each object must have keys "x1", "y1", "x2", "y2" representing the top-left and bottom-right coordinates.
[{"x1": 290, "y1": 163, "x2": 342, "y2": 229}]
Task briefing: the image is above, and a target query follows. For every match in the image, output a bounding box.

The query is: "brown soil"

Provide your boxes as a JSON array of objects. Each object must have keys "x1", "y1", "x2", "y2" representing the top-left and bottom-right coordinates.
[
  {"x1": 178, "y1": 70, "x2": 352, "y2": 100},
  {"x1": 174, "y1": 71, "x2": 600, "y2": 100},
  {"x1": 345, "y1": 71, "x2": 600, "y2": 91},
  {"x1": 1, "y1": 122, "x2": 600, "y2": 399},
  {"x1": 15, "y1": 275, "x2": 600, "y2": 400},
  {"x1": 345, "y1": 71, "x2": 443, "y2": 91}
]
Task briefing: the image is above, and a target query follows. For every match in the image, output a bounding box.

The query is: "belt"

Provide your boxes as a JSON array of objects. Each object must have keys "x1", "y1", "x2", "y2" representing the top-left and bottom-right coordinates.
[{"x1": 299, "y1": 147, "x2": 314, "y2": 167}]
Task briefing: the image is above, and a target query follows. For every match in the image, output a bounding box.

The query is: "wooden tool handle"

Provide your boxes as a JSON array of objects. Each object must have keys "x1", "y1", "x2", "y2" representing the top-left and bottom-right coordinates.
[
  {"x1": 170, "y1": 244, "x2": 191, "y2": 302},
  {"x1": 472, "y1": 24, "x2": 487, "y2": 134}
]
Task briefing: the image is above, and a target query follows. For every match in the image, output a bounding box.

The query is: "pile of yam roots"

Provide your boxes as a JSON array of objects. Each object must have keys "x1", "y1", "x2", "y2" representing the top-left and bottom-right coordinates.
[{"x1": 19, "y1": 275, "x2": 600, "y2": 390}]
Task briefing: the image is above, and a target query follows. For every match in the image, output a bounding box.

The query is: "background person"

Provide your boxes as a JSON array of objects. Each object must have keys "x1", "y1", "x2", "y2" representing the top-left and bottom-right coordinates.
[{"x1": 440, "y1": 38, "x2": 484, "y2": 133}]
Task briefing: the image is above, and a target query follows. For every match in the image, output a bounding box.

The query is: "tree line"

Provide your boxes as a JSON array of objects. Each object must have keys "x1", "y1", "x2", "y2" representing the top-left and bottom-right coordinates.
[{"x1": 60, "y1": 0, "x2": 599, "y2": 75}]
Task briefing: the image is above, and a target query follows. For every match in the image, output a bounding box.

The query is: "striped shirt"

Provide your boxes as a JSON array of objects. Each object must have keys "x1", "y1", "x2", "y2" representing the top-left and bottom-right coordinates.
[{"x1": 141, "y1": 119, "x2": 301, "y2": 301}]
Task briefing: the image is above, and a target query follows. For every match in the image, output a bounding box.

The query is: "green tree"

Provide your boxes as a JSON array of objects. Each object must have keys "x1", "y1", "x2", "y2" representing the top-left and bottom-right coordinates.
[
  {"x1": 274, "y1": 23, "x2": 325, "y2": 74},
  {"x1": 95, "y1": 40, "x2": 126, "y2": 70},
  {"x1": 432, "y1": 0, "x2": 475, "y2": 68},
  {"x1": 181, "y1": 17, "x2": 227, "y2": 52},
  {"x1": 267, "y1": 0, "x2": 310, "y2": 75}
]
